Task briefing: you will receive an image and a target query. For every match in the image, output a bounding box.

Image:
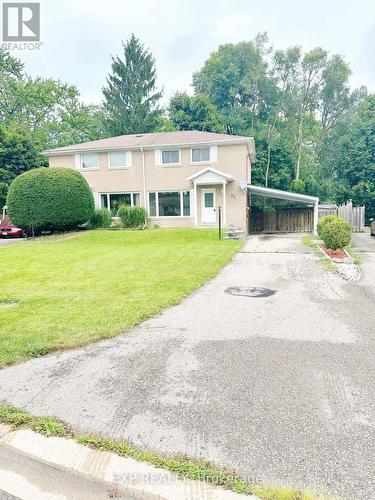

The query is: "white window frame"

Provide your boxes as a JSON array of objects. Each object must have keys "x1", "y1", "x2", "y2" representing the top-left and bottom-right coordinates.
[
  {"x1": 108, "y1": 150, "x2": 132, "y2": 169},
  {"x1": 100, "y1": 192, "x2": 140, "y2": 210},
  {"x1": 79, "y1": 153, "x2": 99, "y2": 170},
  {"x1": 191, "y1": 147, "x2": 211, "y2": 164},
  {"x1": 190, "y1": 145, "x2": 217, "y2": 165},
  {"x1": 156, "y1": 149, "x2": 181, "y2": 167},
  {"x1": 148, "y1": 191, "x2": 192, "y2": 218}
]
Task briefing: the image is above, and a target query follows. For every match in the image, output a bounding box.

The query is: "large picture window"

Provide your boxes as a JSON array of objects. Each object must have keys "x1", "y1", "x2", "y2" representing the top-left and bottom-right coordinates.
[
  {"x1": 148, "y1": 191, "x2": 191, "y2": 217},
  {"x1": 100, "y1": 192, "x2": 140, "y2": 214}
]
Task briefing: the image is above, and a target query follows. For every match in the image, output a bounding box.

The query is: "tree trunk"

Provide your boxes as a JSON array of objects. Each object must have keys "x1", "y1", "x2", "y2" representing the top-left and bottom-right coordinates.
[{"x1": 295, "y1": 109, "x2": 304, "y2": 180}]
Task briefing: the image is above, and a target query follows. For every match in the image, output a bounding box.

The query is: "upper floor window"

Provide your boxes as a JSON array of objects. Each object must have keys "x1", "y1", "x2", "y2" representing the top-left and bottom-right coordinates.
[
  {"x1": 192, "y1": 147, "x2": 210, "y2": 163},
  {"x1": 108, "y1": 151, "x2": 132, "y2": 168},
  {"x1": 81, "y1": 153, "x2": 99, "y2": 169},
  {"x1": 161, "y1": 150, "x2": 180, "y2": 165}
]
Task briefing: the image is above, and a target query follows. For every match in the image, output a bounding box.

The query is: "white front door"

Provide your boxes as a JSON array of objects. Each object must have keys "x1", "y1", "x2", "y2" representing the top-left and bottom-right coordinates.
[{"x1": 201, "y1": 189, "x2": 216, "y2": 223}]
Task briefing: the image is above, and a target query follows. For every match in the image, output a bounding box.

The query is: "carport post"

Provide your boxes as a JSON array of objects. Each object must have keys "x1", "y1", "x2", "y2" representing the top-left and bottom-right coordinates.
[{"x1": 313, "y1": 201, "x2": 319, "y2": 235}]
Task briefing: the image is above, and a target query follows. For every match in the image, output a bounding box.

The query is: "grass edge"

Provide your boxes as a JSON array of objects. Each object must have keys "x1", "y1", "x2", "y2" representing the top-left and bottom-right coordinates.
[{"x1": 0, "y1": 404, "x2": 329, "y2": 500}]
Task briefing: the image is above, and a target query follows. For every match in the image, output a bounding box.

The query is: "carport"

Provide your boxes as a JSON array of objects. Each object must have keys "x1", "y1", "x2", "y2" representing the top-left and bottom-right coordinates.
[{"x1": 242, "y1": 183, "x2": 319, "y2": 235}]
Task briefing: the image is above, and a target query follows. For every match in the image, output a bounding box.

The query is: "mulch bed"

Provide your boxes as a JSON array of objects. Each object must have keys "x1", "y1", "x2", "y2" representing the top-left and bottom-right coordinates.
[{"x1": 320, "y1": 244, "x2": 348, "y2": 260}]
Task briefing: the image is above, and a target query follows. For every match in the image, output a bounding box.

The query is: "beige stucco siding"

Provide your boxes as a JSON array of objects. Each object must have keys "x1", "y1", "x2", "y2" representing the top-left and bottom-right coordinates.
[{"x1": 47, "y1": 142, "x2": 250, "y2": 231}]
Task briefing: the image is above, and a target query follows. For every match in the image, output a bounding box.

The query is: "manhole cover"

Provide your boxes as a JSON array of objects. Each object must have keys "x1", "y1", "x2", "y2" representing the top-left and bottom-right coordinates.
[
  {"x1": 0, "y1": 300, "x2": 16, "y2": 308},
  {"x1": 224, "y1": 287, "x2": 276, "y2": 298}
]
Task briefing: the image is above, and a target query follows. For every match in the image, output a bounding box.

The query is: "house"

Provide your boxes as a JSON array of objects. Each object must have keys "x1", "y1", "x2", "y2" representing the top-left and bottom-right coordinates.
[{"x1": 43, "y1": 131, "x2": 256, "y2": 232}]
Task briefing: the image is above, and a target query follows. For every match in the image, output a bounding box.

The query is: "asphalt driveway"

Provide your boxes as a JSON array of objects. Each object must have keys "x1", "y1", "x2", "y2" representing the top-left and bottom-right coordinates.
[{"x1": 1, "y1": 234, "x2": 375, "y2": 499}]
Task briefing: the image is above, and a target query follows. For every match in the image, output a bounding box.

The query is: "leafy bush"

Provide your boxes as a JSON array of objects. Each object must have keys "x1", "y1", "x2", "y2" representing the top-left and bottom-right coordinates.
[
  {"x1": 319, "y1": 215, "x2": 352, "y2": 250},
  {"x1": 317, "y1": 215, "x2": 339, "y2": 238},
  {"x1": 88, "y1": 208, "x2": 112, "y2": 228},
  {"x1": 117, "y1": 205, "x2": 148, "y2": 228},
  {"x1": 7, "y1": 168, "x2": 94, "y2": 232}
]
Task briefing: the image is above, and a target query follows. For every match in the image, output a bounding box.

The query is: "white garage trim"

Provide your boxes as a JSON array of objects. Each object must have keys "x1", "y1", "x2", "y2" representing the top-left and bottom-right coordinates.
[{"x1": 241, "y1": 183, "x2": 320, "y2": 235}]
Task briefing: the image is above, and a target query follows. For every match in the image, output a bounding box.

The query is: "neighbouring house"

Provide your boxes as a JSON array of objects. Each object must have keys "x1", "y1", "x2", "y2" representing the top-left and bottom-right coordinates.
[{"x1": 43, "y1": 131, "x2": 256, "y2": 232}]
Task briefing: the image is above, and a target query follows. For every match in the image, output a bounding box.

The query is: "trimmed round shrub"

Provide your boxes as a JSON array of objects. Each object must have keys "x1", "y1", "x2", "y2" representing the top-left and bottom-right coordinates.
[
  {"x1": 317, "y1": 214, "x2": 339, "y2": 238},
  {"x1": 117, "y1": 205, "x2": 148, "y2": 228},
  {"x1": 319, "y1": 216, "x2": 352, "y2": 250},
  {"x1": 7, "y1": 167, "x2": 94, "y2": 231},
  {"x1": 88, "y1": 208, "x2": 112, "y2": 228}
]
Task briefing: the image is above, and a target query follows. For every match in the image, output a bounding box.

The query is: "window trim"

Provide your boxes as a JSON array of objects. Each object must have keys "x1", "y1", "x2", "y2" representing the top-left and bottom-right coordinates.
[
  {"x1": 80, "y1": 152, "x2": 99, "y2": 170},
  {"x1": 191, "y1": 147, "x2": 211, "y2": 164},
  {"x1": 160, "y1": 149, "x2": 181, "y2": 167},
  {"x1": 148, "y1": 190, "x2": 192, "y2": 218},
  {"x1": 99, "y1": 192, "x2": 141, "y2": 210},
  {"x1": 107, "y1": 150, "x2": 132, "y2": 170}
]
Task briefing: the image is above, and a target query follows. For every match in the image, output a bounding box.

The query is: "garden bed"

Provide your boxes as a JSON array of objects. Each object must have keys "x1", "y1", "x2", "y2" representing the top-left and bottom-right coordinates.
[{"x1": 319, "y1": 244, "x2": 350, "y2": 261}]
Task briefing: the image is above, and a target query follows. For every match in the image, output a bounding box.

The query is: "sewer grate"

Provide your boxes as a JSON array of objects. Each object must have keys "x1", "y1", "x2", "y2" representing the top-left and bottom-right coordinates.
[{"x1": 224, "y1": 287, "x2": 276, "y2": 298}]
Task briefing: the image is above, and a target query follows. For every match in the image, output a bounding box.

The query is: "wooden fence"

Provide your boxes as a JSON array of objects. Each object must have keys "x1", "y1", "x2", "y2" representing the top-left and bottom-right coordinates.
[
  {"x1": 318, "y1": 201, "x2": 365, "y2": 232},
  {"x1": 337, "y1": 201, "x2": 365, "y2": 232},
  {"x1": 249, "y1": 207, "x2": 313, "y2": 233}
]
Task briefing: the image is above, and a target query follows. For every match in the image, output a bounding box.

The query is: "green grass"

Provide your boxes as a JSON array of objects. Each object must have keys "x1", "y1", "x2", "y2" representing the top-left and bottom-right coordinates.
[
  {"x1": 0, "y1": 229, "x2": 242, "y2": 367},
  {"x1": 303, "y1": 234, "x2": 361, "y2": 269},
  {"x1": 302, "y1": 235, "x2": 317, "y2": 249},
  {"x1": 344, "y1": 245, "x2": 361, "y2": 266},
  {"x1": 0, "y1": 404, "x2": 329, "y2": 500},
  {"x1": 302, "y1": 235, "x2": 335, "y2": 271}
]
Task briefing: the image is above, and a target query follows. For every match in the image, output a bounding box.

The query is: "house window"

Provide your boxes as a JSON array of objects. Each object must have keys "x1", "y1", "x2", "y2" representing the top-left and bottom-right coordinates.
[
  {"x1": 183, "y1": 191, "x2": 191, "y2": 216},
  {"x1": 192, "y1": 148, "x2": 210, "y2": 163},
  {"x1": 148, "y1": 191, "x2": 191, "y2": 217},
  {"x1": 162, "y1": 150, "x2": 180, "y2": 164},
  {"x1": 108, "y1": 151, "x2": 132, "y2": 168},
  {"x1": 149, "y1": 193, "x2": 157, "y2": 217},
  {"x1": 81, "y1": 153, "x2": 99, "y2": 169},
  {"x1": 100, "y1": 192, "x2": 140, "y2": 214},
  {"x1": 158, "y1": 192, "x2": 180, "y2": 216}
]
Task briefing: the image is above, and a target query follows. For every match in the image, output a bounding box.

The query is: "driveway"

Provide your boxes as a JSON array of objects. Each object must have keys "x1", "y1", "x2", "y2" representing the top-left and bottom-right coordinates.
[
  {"x1": 0, "y1": 238, "x2": 25, "y2": 247},
  {"x1": 0, "y1": 234, "x2": 375, "y2": 499}
]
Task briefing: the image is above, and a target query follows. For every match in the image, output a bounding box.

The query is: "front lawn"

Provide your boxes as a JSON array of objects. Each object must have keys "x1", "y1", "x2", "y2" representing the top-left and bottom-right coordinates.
[{"x1": 0, "y1": 229, "x2": 241, "y2": 367}]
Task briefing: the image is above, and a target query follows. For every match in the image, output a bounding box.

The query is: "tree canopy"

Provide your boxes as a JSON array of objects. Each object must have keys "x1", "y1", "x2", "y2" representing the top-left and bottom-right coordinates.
[
  {"x1": 169, "y1": 93, "x2": 224, "y2": 132},
  {"x1": 102, "y1": 34, "x2": 162, "y2": 136}
]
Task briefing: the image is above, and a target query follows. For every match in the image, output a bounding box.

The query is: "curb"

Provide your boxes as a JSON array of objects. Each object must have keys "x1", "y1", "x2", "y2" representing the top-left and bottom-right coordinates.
[{"x1": 0, "y1": 425, "x2": 258, "y2": 500}]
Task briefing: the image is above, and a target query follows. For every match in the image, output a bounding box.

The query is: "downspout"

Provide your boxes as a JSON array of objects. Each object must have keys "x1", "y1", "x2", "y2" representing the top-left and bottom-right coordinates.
[
  {"x1": 141, "y1": 147, "x2": 147, "y2": 229},
  {"x1": 246, "y1": 143, "x2": 252, "y2": 235}
]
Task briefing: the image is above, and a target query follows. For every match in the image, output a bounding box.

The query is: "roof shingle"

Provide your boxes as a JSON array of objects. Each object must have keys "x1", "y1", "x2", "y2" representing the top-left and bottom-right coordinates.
[{"x1": 43, "y1": 130, "x2": 254, "y2": 155}]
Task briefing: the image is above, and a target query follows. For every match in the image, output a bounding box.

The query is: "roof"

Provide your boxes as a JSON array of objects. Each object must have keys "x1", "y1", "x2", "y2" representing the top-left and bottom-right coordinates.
[
  {"x1": 43, "y1": 130, "x2": 255, "y2": 156},
  {"x1": 186, "y1": 167, "x2": 233, "y2": 182},
  {"x1": 243, "y1": 183, "x2": 319, "y2": 204}
]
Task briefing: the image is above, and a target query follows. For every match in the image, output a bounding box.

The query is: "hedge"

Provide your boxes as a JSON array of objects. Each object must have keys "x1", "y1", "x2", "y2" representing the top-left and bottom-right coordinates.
[{"x1": 7, "y1": 167, "x2": 94, "y2": 231}]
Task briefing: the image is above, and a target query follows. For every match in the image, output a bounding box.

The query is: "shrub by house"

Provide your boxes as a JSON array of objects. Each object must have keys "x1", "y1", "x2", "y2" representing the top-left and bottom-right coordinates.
[
  {"x1": 7, "y1": 167, "x2": 94, "y2": 231},
  {"x1": 117, "y1": 205, "x2": 148, "y2": 228},
  {"x1": 89, "y1": 208, "x2": 112, "y2": 228}
]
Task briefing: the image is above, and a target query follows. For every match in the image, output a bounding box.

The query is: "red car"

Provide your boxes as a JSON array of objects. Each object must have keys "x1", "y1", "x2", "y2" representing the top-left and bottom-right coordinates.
[{"x1": 0, "y1": 207, "x2": 29, "y2": 238}]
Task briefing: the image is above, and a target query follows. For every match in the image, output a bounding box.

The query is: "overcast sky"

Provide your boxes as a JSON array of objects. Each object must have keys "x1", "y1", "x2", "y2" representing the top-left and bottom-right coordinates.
[{"x1": 14, "y1": 0, "x2": 375, "y2": 105}]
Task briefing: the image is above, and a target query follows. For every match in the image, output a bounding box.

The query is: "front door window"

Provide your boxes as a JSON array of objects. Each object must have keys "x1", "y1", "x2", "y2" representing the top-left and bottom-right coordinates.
[{"x1": 202, "y1": 189, "x2": 216, "y2": 223}]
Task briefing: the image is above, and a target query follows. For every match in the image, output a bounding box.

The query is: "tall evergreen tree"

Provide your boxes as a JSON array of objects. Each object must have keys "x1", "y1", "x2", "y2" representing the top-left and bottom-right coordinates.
[{"x1": 102, "y1": 35, "x2": 162, "y2": 136}]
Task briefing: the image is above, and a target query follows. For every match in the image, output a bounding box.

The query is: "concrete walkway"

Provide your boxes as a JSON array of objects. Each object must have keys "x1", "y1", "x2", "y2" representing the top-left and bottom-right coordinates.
[{"x1": 0, "y1": 234, "x2": 375, "y2": 499}]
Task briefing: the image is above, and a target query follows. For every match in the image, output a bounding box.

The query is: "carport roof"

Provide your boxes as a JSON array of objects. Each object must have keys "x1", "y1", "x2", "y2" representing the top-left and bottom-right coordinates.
[{"x1": 243, "y1": 183, "x2": 319, "y2": 204}]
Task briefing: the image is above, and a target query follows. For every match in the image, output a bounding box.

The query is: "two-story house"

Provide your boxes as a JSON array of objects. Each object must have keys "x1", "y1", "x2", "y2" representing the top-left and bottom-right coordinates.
[{"x1": 43, "y1": 131, "x2": 256, "y2": 231}]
